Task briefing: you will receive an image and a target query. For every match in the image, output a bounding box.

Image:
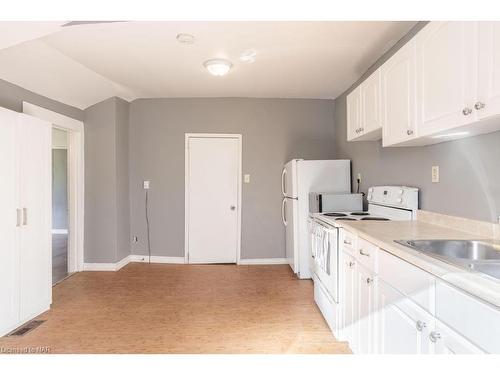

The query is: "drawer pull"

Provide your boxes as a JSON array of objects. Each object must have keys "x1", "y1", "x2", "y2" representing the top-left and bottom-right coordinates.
[
  {"x1": 343, "y1": 239, "x2": 352, "y2": 245},
  {"x1": 429, "y1": 331, "x2": 441, "y2": 343},
  {"x1": 416, "y1": 320, "x2": 427, "y2": 332},
  {"x1": 359, "y1": 249, "x2": 370, "y2": 257},
  {"x1": 366, "y1": 277, "x2": 373, "y2": 285}
]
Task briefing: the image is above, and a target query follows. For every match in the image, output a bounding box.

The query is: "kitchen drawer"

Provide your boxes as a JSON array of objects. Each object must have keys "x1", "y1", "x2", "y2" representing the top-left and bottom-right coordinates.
[
  {"x1": 313, "y1": 274, "x2": 339, "y2": 335},
  {"x1": 378, "y1": 249, "x2": 435, "y2": 313},
  {"x1": 340, "y1": 229, "x2": 357, "y2": 256},
  {"x1": 435, "y1": 281, "x2": 500, "y2": 353},
  {"x1": 355, "y1": 237, "x2": 378, "y2": 273}
]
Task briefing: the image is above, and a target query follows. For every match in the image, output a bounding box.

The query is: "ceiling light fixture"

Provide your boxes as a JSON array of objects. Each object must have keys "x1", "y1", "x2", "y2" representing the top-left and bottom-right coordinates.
[
  {"x1": 203, "y1": 59, "x2": 232, "y2": 76},
  {"x1": 176, "y1": 33, "x2": 195, "y2": 44},
  {"x1": 240, "y1": 49, "x2": 257, "y2": 63},
  {"x1": 431, "y1": 131, "x2": 470, "y2": 139}
]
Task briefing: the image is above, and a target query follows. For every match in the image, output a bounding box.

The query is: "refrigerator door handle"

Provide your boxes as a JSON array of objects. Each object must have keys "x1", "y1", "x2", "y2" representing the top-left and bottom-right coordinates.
[
  {"x1": 281, "y1": 198, "x2": 287, "y2": 226},
  {"x1": 281, "y1": 168, "x2": 287, "y2": 197}
]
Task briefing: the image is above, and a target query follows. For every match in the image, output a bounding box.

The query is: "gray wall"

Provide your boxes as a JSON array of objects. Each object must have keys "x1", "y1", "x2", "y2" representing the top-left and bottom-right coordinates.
[
  {"x1": 0, "y1": 78, "x2": 84, "y2": 121},
  {"x1": 129, "y1": 98, "x2": 336, "y2": 259},
  {"x1": 84, "y1": 97, "x2": 130, "y2": 263},
  {"x1": 334, "y1": 22, "x2": 500, "y2": 222},
  {"x1": 115, "y1": 98, "x2": 131, "y2": 262}
]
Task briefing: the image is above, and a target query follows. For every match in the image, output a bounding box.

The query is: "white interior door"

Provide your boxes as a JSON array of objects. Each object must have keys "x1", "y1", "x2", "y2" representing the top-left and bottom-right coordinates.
[
  {"x1": 187, "y1": 135, "x2": 240, "y2": 264},
  {"x1": 0, "y1": 108, "x2": 20, "y2": 335},
  {"x1": 18, "y1": 114, "x2": 52, "y2": 321}
]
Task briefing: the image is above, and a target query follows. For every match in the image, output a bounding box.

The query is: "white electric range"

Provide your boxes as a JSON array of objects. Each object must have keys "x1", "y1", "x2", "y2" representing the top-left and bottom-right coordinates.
[{"x1": 308, "y1": 186, "x2": 419, "y2": 332}]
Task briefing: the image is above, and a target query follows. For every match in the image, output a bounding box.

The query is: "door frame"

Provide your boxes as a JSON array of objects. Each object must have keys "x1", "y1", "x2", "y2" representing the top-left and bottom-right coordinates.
[
  {"x1": 184, "y1": 133, "x2": 242, "y2": 264},
  {"x1": 22, "y1": 102, "x2": 85, "y2": 273}
]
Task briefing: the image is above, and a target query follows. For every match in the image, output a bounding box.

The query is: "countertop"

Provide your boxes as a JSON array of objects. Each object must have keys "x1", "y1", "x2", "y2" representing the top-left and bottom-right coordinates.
[{"x1": 317, "y1": 216, "x2": 500, "y2": 309}]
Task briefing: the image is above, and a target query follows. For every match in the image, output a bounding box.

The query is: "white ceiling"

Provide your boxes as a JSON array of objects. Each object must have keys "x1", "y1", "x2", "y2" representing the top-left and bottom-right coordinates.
[{"x1": 0, "y1": 21, "x2": 417, "y2": 109}]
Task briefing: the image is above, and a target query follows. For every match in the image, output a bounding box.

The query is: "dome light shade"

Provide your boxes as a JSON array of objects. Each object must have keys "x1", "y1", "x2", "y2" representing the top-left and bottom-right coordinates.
[{"x1": 204, "y1": 59, "x2": 232, "y2": 76}]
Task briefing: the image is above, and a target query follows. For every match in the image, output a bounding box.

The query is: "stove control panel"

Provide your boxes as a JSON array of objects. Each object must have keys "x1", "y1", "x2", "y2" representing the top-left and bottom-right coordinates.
[{"x1": 367, "y1": 186, "x2": 418, "y2": 210}]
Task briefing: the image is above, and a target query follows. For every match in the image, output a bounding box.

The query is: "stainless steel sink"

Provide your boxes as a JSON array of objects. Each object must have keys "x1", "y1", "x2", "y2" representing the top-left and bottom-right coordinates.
[{"x1": 394, "y1": 239, "x2": 500, "y2": 280}]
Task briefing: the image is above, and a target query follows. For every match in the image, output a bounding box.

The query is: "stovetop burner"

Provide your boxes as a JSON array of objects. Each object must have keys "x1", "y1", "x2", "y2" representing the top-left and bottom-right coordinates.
[
  {"x1": 323, "y1": 212, "x2": 348, "y2": 217},
  {"x1": 335, "y1": 217, "x2": 357, "y2": 221},
  {"x1": 361, "y1": 217, "x2": 390, "y2": 221},
  {"x1": 351, "y1": 212, "x2": 370, "y2": 216}
]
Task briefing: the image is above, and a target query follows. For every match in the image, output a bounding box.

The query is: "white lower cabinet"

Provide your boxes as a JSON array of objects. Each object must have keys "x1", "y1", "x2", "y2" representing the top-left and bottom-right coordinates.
[
  {"x1": 340, "y1": 251, "x2": 358, "y2": 350},
  {"x1": 432, "y1": 320, "x2": 485, "y2": 354},
  {"x1": 338, "y1": 230, "x2": 498, "y2": 354},
  {"x1": 377, "y1": 280, "x2": 433, "y2": 354},
  {"x1": 356, "y1": 265, "x2": 377, "y2": 354}
]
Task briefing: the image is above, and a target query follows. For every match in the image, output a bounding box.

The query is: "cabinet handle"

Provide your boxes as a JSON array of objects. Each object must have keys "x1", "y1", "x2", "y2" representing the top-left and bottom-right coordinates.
[
  {"x1": 348, "y1": 261, "x2": 355, "y2": 268},
  {"x1": 366, "y1": 277, "x2": 373, "y2": 285},
  {"x1": 16, "y1": 208, "x2": 22, "y2": 227},
  {"x1": 406, "y1": 129, "x2": 414, "y2": 136},
  {"x1": 416, "y1": 320, "x2": 427, "y2": 332},
  {"x1": 462, "y1": 107, "x2": 472, "y2": 116},
  {"x1": 343, "y1": 239, "x2": 352, "y2": 245},
  {"x1": 360, "y1": 127, "x2": 364, "y2": 132},
  {"x1": 22, "y1": 208, "x2": 27, "y2": 226},
  {"x1": 359, "y1": 249, "x2": 370, "y2": 257},
  {"x1": 474, "y1": 101, "x2": 485, "y2": 110},
  {"x1": 429, "y1": 331, "x2": 441, "y2": 343}
]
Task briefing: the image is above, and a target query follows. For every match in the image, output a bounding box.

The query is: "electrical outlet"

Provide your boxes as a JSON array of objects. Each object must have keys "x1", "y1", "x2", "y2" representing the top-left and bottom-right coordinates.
[
  {"x1": 357, "y1": 173, "x2": 362, "y2": 182},
  {"x1": 432, "y1": 166, "x2": 440, "y2": 183},
  {"x1": 143, "y1": 180, "x2": 150, "y2": 189},
  {"x1": 244, "y1": 174, "x2": 251, "y2": 183},
  {"x1": 132, "y1": 236, "x2": 138, "y2": 243}
]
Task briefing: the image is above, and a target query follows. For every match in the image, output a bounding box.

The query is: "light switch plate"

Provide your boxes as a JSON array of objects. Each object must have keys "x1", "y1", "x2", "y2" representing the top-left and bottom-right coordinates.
[
  {"x1": 431, "y1": 166, "x2": 439, "y2": 183},
  {"x1": 244, "y1": 174, "x2": 250, "y2": 183}
]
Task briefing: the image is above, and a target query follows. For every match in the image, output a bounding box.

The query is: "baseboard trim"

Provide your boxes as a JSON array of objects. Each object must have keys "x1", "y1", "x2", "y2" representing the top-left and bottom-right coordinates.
[
  {"x1": 84, "y1": 255, "x2": 131, "y2": 271},
  {"x1": 52, "y1": 229, "x2": 68, "y2": 235},
  {"x1": 83, "y1": 262, "x2": 119, "y2": 271},
  {"x1": 129, "y1": 255, "x2": 185, "y2": 264},
  {"x1": 238, "y1": 258, "x2": 289, "y2": 265}
]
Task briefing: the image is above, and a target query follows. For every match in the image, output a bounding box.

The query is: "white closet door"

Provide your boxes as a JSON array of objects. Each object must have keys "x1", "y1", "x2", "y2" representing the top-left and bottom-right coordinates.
[
  {"x1": 18, "y1": 114, "x2": 52, "y2": 322},
  {"x1": 0, "y1": 108, "x2": 20, "y2": 335}
]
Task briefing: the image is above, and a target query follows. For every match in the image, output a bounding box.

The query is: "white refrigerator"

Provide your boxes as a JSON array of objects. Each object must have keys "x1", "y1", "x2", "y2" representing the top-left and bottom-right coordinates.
[{"x1": 281, "y1": 159, "x2": 351, "y2": 279}]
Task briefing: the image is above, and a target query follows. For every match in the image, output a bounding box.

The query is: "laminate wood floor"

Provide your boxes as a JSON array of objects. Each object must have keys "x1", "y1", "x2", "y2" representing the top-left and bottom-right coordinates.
[{"x1": 0, "y1": 263, "x2": 351, "y2": 354}]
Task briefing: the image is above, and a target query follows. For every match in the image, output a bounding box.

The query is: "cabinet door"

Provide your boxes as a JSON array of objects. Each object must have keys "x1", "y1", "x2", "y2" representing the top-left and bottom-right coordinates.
[
  {"x1": 356, "y1": 265, "x2": 377, "y2": 354},
  {"x1": 416, "y1": 21, "x2": 478, "y2": 135},
  {"x1": 346, "y1": 86, "x2": 361, "y2": 141},
  {"x1": 432, "y1": 321, "x2": 485, "y2": 354},
  {"x1": 360, "y1": 69, "x2": 382, "y2": 135},
  {"x1": 341, "y1": 252, "x2": 358, "y2": 351},
  {"x1": 0, "y1": 108, "x2": 20, "y2": 336},
  {"x1": 18, "y1": 114, "x2": 52, "y2": 322},
  {"x1": 477, "y1": 21, "x2": 500, "y2": 120},
  {"x1": 381, "y1": 40, "x2": 417, "y2": 146},
  {"x1": 377, "y1": 280, "x2": 433, "y2": 354}
]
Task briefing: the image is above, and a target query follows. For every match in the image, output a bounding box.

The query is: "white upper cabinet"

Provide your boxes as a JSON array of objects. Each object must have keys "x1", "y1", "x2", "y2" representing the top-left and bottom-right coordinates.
[
  {"x1": 416, "y1": 21, "x2": 478, "y2": 137},
  {"x1": 477, "y1": 22, "x2": 500, "y2": 120},
  {"x1": 347, "y1": 69, "x2": 382, "y2": 141},
  {"x1": 357, "y1": 21, "x2": 500, "y2": 147},
  {"x1": 346, "y1": 85, "x2": 362, "y2": 141},
  {"x1": 381, "y1": 39, "x2": 417, "y2": 147}
]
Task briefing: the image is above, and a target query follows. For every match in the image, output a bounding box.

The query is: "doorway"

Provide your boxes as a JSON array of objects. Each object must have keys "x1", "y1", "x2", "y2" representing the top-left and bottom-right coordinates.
[
  {"x1": 23, "y1": 102, "x2": 85, "y2": 275},
  {"x1": 52, "y1": 128, "x2": 69, "y2": 284},
  {"x1": 185, "y1": 134, "x2": 242, "y2": 264}
]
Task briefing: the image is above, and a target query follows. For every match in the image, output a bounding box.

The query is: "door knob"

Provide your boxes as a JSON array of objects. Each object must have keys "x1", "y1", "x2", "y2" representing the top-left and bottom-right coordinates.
[{"x1": 230, "y1": 205, "x2": 236, "y2": 211}]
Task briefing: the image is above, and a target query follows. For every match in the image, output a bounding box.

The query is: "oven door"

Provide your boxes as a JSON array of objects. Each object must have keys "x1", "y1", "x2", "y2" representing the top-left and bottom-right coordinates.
[{"x1": 310, "y1": 221, "x2": 339, "y2": 302}]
